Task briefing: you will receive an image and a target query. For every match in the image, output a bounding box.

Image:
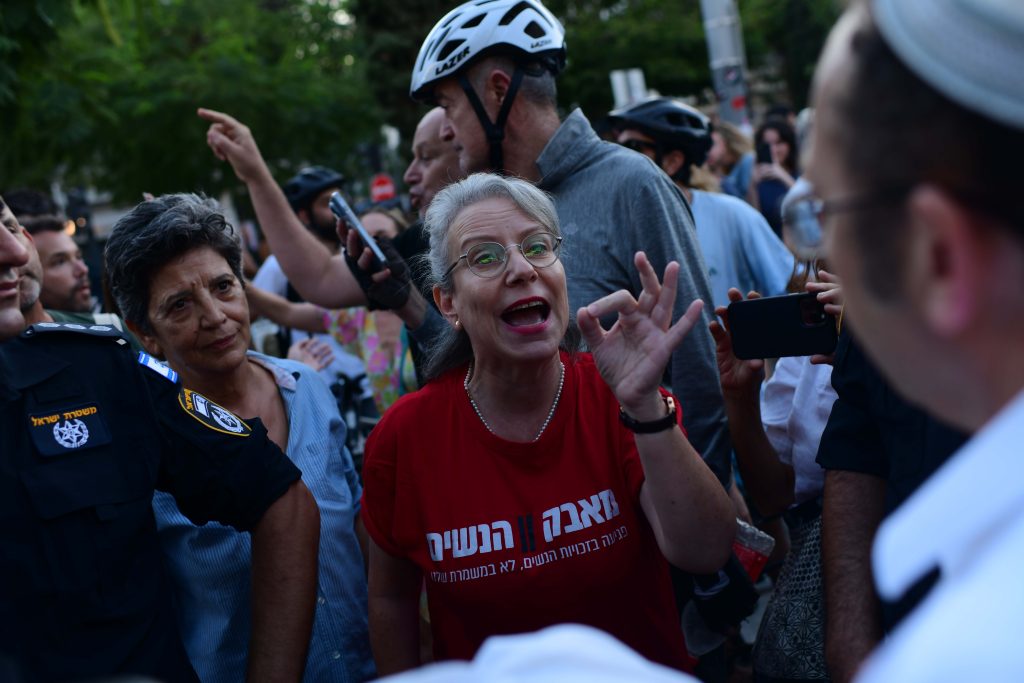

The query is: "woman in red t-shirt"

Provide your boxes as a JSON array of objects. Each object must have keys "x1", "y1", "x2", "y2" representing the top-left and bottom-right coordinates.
[{"x1": 361, "y1": 173, "x2": 735, "y2": 674}]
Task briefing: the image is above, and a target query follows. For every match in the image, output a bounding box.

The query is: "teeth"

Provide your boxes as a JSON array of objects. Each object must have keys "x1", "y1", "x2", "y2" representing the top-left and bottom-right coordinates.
[{"x1": 506, "y1": 301, "x2": 545, "y2": 313}]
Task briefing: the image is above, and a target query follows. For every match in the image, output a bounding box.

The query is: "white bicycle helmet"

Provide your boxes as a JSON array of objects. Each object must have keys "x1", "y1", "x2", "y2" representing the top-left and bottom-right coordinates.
[{"x1": 410, "y1": 0, "x2": 567, "y2": 101}]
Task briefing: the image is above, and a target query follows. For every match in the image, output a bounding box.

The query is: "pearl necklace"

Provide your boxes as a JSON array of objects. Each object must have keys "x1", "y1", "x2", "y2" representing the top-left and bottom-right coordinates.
[{"x1": 464, "y1": 360, "x2": 565, "y2": 442}]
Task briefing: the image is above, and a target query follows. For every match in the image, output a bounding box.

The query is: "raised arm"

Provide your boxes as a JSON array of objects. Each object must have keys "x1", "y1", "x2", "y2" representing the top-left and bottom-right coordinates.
[
  {"x1": 578, "y1": 252, "x2": 735, "y2": 573},
  {"x1": 246, "y1": 283, "x2": 328, "y2": 334},
  {"x1": 198, "y1": 108, "x2": 366, "y2": 309},
  {"x1": 248, "y1": 480, "x2": 320, "y2": 681},
  {"x1": 709, "y1": 288, "x2": 795, "y2": 517}
]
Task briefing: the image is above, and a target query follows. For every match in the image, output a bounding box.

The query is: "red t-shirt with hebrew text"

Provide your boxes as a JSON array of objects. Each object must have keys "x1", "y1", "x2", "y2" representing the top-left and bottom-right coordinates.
[{"x1": 361, "y1": 351, "x2": 690, "y2": 670}]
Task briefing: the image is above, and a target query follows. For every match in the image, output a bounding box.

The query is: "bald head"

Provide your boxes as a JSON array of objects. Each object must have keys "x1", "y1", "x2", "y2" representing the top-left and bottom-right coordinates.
[{"x1": 403, "y1": 107, "x2": 464, "y2": 219}]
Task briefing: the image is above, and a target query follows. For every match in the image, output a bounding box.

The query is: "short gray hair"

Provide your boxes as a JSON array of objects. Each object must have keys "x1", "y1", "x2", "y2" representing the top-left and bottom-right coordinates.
[
  {"x1": 424, "y1": 173, "x2": 560, "y2": 291},
  {"x1": 105, "y1": 193, "x2": 243, "y2": 334},
  {"x1": 421, "y1": 173, "x2": 578, "y2": 379}
]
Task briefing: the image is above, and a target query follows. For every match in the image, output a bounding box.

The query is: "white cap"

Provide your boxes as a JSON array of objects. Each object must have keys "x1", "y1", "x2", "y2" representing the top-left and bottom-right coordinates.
[
  {"x1": 872, "y1": 0, "x2": 1024, "y2": 130},
  {"x1": 379, "y1": 624, "x2": 697, "y2": 683}
]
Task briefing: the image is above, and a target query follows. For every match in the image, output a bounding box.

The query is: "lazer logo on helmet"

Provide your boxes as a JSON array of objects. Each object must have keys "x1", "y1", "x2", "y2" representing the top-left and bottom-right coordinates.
[
  {"x1": 530, "y1": 39, "x2": 552, "y2": 49},
  {"x1": 435, "y1": 46, "x2": 472, "y2": 76}
]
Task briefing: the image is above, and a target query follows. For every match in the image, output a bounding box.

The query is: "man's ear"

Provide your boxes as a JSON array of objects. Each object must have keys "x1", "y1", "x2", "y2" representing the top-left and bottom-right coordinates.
[
  {"x1": 126, "y1": 318, "x2": 163, "y2": 359},
  {"x1": 297, "y1": 208, "x2": 311, "y2": 228},
  {"x1": 661, "y1": 150, "x2": 687, "y2": 178},
  {"x1": 486, "y1": 67, "x2": 512, "y2": 108},
  {"x1": 907, "y1": 185, "x2": 991, "y2": 338},
  {"x1": 433, "y1": 284, "x2": 459, "y2": 327}
]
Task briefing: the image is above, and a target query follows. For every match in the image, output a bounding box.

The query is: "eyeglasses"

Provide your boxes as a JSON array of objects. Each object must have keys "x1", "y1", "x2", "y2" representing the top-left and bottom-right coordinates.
[
  {"x1": 783, "y1": 183, "x2": 910, "y2": 257},
  {"x1": 444, "y1": 231, "x2": 563, "y2": 279},
  {"x1": 620, "y1": 139, "x2": 658, "y2": 154}
]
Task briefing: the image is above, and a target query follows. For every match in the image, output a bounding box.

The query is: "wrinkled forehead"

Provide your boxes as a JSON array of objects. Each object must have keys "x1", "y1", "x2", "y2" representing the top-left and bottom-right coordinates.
[{"x1": 415, "y1": 108, "x2": 447, "y2": 144}]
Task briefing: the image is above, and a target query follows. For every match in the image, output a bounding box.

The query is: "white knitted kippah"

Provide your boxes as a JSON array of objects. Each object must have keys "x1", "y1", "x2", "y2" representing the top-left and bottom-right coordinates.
[{"x1": 873, "y1": 0, "x2": 1024, "y2": 130}]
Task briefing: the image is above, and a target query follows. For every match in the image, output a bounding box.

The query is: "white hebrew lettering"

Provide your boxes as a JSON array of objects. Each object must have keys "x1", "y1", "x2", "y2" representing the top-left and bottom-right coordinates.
[
  {"x1": 451, "y1": 526, "x2": 478, "y2": 558},
  {"x1": 426, "y1": 533, "x2": 444, "y2": 561},
  {"x1": 542, "y1": 507, "x2": 562, "y2": 542},
  {"x1": 577, "y1": 494, "x2": 605, "y2": 527},
  {"x1": 491, "y1": 520, "x2": 513, "y2": 550},
  {"x1": 561, "y1": 502, "x2": 584, "y2": 533},
  {"x1": 599, "y1": 489, "x2": 620, "y2": 519},
  {"x1": 477, "y1": 524, "x2": 492, "y2": 553}
]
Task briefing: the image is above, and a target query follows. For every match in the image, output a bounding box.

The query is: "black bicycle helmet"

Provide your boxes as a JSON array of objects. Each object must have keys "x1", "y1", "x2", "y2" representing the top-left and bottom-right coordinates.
[
  {"x1": 283, "y1": 166, "x2": 345, "y2": 212},
  {"x1": 607, "y1": 97, "x2": 713, "y2": 170}
]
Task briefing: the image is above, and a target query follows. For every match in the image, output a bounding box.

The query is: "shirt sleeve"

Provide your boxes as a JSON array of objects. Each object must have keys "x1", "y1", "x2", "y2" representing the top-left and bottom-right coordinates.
[
  {"x1": 146, "y1": 370, "x2": 302, "y2": 532},
  {"x1": 741, "y1": 208, "x2": 795, "y2": 298},
  {"x1": 815, "y1": 332, "x2": 888, "y2": 477},
  {"x1": 761, "y1": 356, "x2": 801, "y2": 467},
  {"x1": 359, "y1": 409, "x2": 405, "y2": 557}
]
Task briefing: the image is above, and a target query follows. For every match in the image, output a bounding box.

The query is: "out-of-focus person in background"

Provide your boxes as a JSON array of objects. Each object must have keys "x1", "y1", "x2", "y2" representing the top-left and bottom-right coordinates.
[
  {"x1": 748, "y1": 119, "x2": 799, "y2": 237},
  {"x1": 708, "y1": 121, "x2": 755, "y2": 201}
]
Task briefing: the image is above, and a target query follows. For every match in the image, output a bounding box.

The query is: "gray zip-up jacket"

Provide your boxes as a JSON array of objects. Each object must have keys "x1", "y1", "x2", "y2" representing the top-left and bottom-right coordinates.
[{"x1": 537, "y1": 108, "x2": 731, "y2": 485}]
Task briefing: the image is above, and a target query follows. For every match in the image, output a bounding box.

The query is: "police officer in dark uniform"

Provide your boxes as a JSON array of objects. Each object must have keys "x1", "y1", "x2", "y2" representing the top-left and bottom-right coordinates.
[{"x1": 0, "y1": 197, "x2": 320, "y2": 682}]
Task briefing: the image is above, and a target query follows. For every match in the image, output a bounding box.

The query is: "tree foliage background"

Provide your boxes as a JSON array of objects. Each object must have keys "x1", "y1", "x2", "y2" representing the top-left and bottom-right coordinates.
[{"x1": 1, "y1": 0, "x2": 839, "y2": 201}]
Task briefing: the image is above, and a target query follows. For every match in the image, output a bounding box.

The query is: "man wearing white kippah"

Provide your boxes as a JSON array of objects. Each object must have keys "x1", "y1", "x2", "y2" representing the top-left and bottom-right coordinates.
[{"x1": 806, "y1": 0, "x2": 1024, "y2": 681}]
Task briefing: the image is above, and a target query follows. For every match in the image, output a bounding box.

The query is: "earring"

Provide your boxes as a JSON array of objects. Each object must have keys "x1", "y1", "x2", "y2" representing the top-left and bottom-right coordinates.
[{"x1": 454, "y1": 317, "x2": 460, "y2": 329}]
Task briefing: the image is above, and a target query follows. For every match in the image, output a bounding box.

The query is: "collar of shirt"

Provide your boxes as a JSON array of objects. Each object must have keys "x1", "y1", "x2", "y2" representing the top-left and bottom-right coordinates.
[
  {"x1": 247, "y1": 351, "x2": 298, "y2": 392},
  {"x1": 872, "y1": 388, "x2": 1024, "y2": 601},
  {"x1": 536, "y1": 108, "x2": 595, "y2": 190}
]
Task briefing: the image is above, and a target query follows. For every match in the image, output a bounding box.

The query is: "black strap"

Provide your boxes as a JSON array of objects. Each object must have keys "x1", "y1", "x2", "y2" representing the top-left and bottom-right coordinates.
[{"x1": 458, "y1": 64, "x2": 526, "y2": 174}]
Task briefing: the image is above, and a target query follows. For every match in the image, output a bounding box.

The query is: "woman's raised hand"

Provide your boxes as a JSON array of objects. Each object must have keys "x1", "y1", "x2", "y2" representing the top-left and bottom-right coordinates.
[
  {"x1": 577, "y1": 251, "x2": 703, "y2": 413},
  {"x1": 708, "y1": 288, "x2": 766, "y2": 399}
]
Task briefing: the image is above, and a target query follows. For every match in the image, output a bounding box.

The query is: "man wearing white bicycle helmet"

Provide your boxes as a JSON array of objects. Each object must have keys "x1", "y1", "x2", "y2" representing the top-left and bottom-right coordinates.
[{"x1": 410, "y1": 0, "x2": 732, "y2": 491}]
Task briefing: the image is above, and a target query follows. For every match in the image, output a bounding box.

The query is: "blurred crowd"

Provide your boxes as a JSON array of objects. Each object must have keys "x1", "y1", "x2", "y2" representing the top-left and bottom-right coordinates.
[{"x1": 1, "y1": 0, "x2": 1021, "y2": 682}]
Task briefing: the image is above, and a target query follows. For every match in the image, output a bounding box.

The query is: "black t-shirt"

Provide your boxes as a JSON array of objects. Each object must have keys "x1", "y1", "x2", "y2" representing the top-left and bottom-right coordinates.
[
  {"x1": 816, "y1": 330, "x2": 967, "y2": 627},
  {"x1": 0, "y1": 324, "x2": 300, "y2": 682}
]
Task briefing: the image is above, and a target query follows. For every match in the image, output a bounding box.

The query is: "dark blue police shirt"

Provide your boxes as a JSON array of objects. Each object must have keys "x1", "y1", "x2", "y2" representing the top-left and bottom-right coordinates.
[{"x1": 0, "y1": 324, "x2": 301, "y2": 682}]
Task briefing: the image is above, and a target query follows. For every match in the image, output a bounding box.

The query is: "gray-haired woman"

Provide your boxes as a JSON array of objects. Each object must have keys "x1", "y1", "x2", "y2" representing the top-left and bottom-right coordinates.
[
  {"x1": 105, "y1": 193, "x2": 375, "y2": 682},
  {"x1": 361, "y1": 173, "x2": 735, "y2": 674}
]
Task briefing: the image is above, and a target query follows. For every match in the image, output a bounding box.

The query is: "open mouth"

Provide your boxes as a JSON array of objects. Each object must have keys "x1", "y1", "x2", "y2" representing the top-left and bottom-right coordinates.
[{"x1": 501, "y1": 299, "x2": 551, "y2": 327}]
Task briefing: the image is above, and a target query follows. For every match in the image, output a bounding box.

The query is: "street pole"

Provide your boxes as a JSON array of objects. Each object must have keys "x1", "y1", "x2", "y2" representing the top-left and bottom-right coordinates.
[{"x1": 700, "y1": 0, "x2": 751, "y2": 131}]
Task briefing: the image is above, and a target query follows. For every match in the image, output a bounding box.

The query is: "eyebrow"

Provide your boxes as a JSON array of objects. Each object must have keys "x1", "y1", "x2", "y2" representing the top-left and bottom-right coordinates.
[{"x1": 457, "y1": 223, "x2": 549, "y2": 250}]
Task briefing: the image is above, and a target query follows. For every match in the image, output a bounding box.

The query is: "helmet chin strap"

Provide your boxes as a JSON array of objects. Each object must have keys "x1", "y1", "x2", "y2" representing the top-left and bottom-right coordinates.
[{"x1": 458, "y1": 65, "x2": 526, "y2": 175}]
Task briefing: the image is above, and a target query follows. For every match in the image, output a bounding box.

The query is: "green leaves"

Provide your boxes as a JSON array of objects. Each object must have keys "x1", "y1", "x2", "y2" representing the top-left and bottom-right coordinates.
[{"x1": 1, "y1": 0, "x2": 381, "y2": 202}]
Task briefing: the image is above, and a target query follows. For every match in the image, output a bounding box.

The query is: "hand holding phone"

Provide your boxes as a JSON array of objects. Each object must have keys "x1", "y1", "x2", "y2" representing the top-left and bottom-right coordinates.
[
  {"x1": 725, "y1": 292, "x2": 837, "y2": 360},
  {"x1": 329, "y1": 192, "x2": 388, "y2": 266}
]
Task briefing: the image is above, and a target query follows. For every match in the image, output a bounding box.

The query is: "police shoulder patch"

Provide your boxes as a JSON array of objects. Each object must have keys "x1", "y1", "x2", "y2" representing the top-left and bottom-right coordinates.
[
  {"x1": 178, "y1": 388, "x2": 251, "y2": 437},
  {"x1": 23, "y1": 322, "x2": 128, "y2": 345},
  {"x1": 138, "y1": 352, "x2": 179, "y2": 383},
  {"x1": 28, "y1": 402, "x2": 112, "y2": 456}
]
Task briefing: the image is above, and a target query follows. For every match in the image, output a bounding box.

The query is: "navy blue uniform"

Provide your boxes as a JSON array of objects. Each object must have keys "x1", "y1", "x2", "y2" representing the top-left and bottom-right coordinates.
[{"x1": 0, "y1": 324, "x2": 302, "y2": 682}]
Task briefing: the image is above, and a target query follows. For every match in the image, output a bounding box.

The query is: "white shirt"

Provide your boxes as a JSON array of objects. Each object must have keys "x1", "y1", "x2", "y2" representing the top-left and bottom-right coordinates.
[
  {"x1": 760, "y1": 355, "x2": 833, "y2": 506},
  {"x1": 857, "y1": 389, "x2": 1024, "y2": 682}
]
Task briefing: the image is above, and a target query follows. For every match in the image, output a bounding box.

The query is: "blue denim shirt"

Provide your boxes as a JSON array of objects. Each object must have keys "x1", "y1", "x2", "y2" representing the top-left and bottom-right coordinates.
[{"x1": 153, "y1": 352, "x2": 374, "y2": 682}]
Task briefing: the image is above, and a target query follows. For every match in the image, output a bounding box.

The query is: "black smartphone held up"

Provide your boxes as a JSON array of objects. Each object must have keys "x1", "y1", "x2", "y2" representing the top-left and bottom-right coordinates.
[
  {"x1": 756, "y1": 141, "x2": 773, "y2": 165},
  {"x1": 328, "y1": 192, "x2": 388, "y2": 266},
  {"x1": 727, "y1": 292, "x2": 838, "y2": 360}
]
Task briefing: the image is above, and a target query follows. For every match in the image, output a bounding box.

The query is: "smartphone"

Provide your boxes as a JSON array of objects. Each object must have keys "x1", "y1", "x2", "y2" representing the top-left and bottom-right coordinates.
[
  {"x1": 328, "y1": 191, "x2": 388, "y2": 265},
  {"x1": 756, "y1": 142, "x2": 773, "y2": 165},
  {"x1": 726, "y1": 292, "x2": 837, "y2": 360}
]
